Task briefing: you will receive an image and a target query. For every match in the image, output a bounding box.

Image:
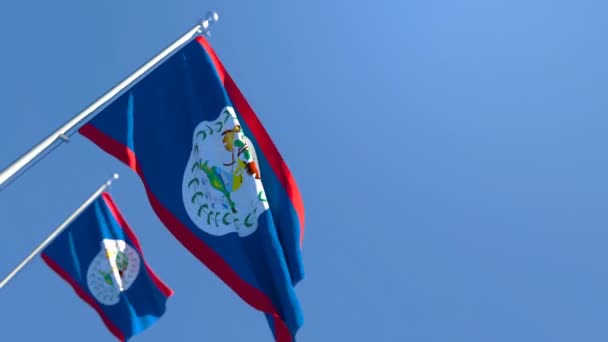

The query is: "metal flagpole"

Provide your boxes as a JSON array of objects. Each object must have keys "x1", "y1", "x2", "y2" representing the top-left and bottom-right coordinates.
[
  {"x1": 0, "y1": 173, "x2": 120, "y2": 289},
  {"x1": 0, "y1": 11, "x2": 219, "y2": 190}
]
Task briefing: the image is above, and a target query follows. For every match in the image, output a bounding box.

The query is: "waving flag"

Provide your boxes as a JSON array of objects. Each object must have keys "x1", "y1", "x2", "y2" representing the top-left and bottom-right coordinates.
[
  {"x1": 41, "y1": 193, "x2": 173, "y2": 341},
  {"x1": 78, "y1": 36, "x2": 305, "y2": 340}
]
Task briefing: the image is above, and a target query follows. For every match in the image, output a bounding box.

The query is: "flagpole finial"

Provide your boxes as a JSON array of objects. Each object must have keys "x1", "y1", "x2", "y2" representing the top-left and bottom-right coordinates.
[
  {"x1": 106, "y1": 173, "x2": 119, "y2": 187},
  {"x1": 200, "y1": 11, "x2": 219, "y2": 36}
]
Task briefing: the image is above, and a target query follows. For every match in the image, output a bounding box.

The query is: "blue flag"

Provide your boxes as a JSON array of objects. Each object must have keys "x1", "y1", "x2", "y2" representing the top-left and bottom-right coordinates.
[
  {"x1": 79, "y1": 36, "x2": 305, "y2": 341},
  {"x1": 41, "y1": 193, "x2": 173, "y2": 341}
]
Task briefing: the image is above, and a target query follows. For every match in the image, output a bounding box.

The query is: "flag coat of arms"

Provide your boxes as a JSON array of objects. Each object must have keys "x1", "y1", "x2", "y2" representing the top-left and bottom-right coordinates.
[
  {"x1": 79, "y1": 36, "x2": 305, "y2": 340},
  {"x1": 41, "y1": 192, "x2": 173, "y2": 341}
]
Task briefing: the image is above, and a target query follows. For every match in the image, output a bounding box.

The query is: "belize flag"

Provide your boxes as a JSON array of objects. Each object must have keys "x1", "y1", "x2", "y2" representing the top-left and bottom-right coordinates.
[
  {"x1": 41, "y1": 192, "x2": 173, "y2": 341},
  {"x1": 79, "y1": 35, "x2": 305, "y2": 340}
]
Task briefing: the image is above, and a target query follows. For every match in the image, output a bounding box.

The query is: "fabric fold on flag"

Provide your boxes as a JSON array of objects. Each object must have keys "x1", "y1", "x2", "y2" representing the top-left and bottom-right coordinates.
[
  {"x1": 79, "y1": 35, "x2": 305, "y2": 340},
  {"x1": 41, "y1": 192, "x2": 173, "y2": 342}
]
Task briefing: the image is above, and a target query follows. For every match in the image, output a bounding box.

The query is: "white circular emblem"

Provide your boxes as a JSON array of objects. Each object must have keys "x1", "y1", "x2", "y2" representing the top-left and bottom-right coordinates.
[
  {"x1": 86, "y1": 239, "x2": 141, "y2": 306},
  {"x1": 182, "y1": 106, "x2": 269, "y2": 237}
]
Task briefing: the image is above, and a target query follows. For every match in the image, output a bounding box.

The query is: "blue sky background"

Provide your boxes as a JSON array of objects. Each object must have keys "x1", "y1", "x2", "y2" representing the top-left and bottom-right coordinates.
[{"x1": 1, "y1": 0, "x2": 608, "y2": 341}]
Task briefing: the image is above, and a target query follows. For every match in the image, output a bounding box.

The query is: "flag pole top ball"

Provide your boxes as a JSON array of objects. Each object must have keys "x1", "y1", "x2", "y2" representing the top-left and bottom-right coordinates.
[
  {"x1": 106, "y1": 173, "x2": 120, "y2": 187},
  {"x1": 200, "y1": 11, "x2": 219, "y2": 36}
]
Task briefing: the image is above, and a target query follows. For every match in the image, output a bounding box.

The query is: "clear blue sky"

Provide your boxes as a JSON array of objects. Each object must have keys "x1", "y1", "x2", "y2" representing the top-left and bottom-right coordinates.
[{"x1": 1, "y1": 0, "x2": 607, "y2": 341}]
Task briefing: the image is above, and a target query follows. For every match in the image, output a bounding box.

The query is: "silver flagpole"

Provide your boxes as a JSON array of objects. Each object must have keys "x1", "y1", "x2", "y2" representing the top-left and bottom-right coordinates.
[
  {"x1": 0, "y1": 173, "x2": 120, "y2": 289},
  {"x1": 0, "y1": 11, "x2": 219, "y2": 190}
]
